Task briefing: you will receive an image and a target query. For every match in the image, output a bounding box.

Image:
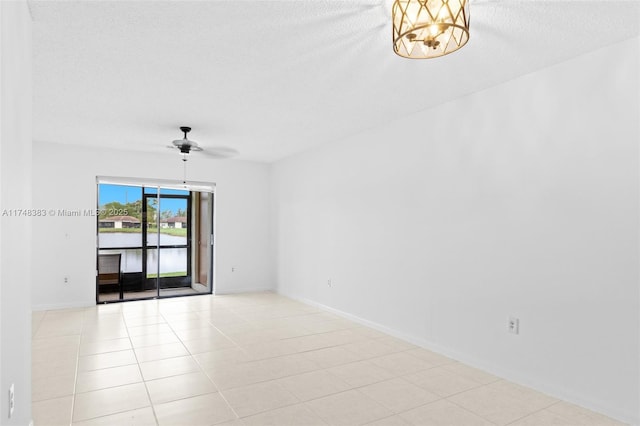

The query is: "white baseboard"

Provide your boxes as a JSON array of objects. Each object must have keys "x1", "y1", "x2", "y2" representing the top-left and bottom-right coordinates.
[
  {"x1": 279, "y1": 290, "x2": 638, "y2": 425},
  {"x1": 32, "y1": 301, "x2": 94, "y2": 311},
  {"x1": 32, "y1": 287, "x2": 276, "y2": 309},
  {"x1": 215, "y1": 286, "x2": 275, "y2": 295}
]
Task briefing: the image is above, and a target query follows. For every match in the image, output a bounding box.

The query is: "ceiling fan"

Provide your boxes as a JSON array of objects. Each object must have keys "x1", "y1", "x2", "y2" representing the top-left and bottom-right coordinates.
[
  {"x1": 168, "y1": 126, "x2": 239, "y2": 159},
  {"x1": 168, "y1": 126, "x2": 239, "y2": 184}
]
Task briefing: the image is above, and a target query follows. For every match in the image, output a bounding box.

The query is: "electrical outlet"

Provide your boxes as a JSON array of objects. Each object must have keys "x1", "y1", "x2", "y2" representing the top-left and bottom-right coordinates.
[
  {"x1": 64, "y1": 276, "x2": 69, "y2": 284},
  {"x1": 8, "y1": 383, "x2": 14, "y2": 418},
  {"x1": 327, "y1": 279, "x2": 332, "y2": 287},
  {"x1": 508, "y1": 317, "x2": 520, "y2": 334},
  {"x1": 231, "y1": 267, "x2": 235, "y2": 272}
]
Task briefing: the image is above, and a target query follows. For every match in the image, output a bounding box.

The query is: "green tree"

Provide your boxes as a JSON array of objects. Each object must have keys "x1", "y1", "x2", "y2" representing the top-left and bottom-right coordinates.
[
  {"x1": 99, "y1": 201, "x2": 126, "y2": 220},
  {"x1": 99, "y1": 199, "x2": 152, "y2": 222}
]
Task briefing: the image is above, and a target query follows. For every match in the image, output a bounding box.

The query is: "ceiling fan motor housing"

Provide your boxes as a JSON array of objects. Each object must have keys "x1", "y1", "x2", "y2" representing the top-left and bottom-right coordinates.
[{"x1": 174, "y1": 126, "x2": 199, "y2": 153}]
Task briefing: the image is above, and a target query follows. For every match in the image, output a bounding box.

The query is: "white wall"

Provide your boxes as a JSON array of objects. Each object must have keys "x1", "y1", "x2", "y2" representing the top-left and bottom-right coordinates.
[
  {"x1": 32, "y1": 143, "x2": 273, "y2": 309},
  {"x1": 271, "y1": 38, "x2": 639, "y2": 423},
  {"x1": 0, "y1": 0, "x2": 33, "y2": 423}
]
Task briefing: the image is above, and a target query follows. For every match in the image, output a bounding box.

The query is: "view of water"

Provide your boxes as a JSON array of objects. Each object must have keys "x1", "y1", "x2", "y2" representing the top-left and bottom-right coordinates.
[
  {"x1": 99, "y1": 232, "x2": 187, "y2": 247},
  {"x1": 99, "y1": 232, "x2": 188, "y2": 274}
]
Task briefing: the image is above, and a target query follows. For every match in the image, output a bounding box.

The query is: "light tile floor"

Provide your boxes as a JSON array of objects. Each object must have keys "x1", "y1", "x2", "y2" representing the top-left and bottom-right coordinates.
[{"x1": 32, "y1": 292, "x2": 625, "y2": 426}]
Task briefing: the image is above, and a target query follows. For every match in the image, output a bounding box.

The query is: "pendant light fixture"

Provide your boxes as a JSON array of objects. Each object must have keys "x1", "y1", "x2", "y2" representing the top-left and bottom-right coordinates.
[{"x1": 392, "y1": 0, "x2": 470, "y2": 59}]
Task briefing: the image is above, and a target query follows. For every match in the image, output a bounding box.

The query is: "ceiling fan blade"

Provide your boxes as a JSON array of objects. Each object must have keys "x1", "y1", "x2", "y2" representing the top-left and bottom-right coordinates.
[{"x1": 198, "y1": 147, "x2": 239, "y2": 159}]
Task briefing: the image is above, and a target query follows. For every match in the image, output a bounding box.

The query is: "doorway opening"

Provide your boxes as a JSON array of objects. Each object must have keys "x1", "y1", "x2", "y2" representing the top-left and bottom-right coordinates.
[{"x1": 96, "y1": 178, "x2": 215, "y2": 303}]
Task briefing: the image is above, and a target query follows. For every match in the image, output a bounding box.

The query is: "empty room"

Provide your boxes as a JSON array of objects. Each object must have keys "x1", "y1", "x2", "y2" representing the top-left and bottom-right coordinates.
[{"x1": 1, "y1": 0, "x2": 638, "y2": 425}]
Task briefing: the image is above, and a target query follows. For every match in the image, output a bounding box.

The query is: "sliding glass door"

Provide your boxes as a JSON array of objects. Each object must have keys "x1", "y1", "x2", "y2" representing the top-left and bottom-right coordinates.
[
  {"x1": 144, "y1": 189, "x2": 192, "y2": 298},
  {"x1": 96, "y1": 184, "x2": 145, "y2": 302},
  {"x1": 96, "y1": 181, "x2": 214, "y2": 303}
]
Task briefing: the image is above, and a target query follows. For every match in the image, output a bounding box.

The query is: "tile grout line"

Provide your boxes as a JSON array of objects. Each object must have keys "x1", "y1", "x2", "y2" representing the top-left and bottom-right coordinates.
[
  {"x1": 33, "y1": 294, "x2": 623, "y2": 426},
  {"x1": 129, "y1": 300, "x2": 161, "y2": 426},
  {"x1": 501, "y1": 400, "x2": 564, "y2": 426},
  {"x1": 162, "y1": 302, "x2": 242, "y2": 423},
  {"x1": 69, "y1": 303, "x2": 156, "y2": 425},
  {"x1": 34, "y1": 302, "x2": 473, "y2": 424},
  {"x1": 67, "y1": 308, "x2": 87, "y2": 426}
]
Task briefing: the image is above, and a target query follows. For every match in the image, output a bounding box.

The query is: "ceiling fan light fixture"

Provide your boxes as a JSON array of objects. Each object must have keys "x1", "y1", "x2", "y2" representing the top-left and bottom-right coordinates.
[
  {"x1": 171, "y1": 126, "x2": 203, "y2": 154},
  {"x1": 392, "y1": 0, "x2": 470, "y2": 59},
  {"x1": 172, "y1": 140, "x2": 203, "y2": 153}
]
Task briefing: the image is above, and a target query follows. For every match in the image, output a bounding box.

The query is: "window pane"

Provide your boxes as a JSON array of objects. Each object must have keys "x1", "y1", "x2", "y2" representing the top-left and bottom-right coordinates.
[
  {"x1": 146, "y1": 248, "x2": 187, "y2": 278},
  {"x1": 99, "y1": 248, "x2": 142, "y2": 273},
  {"x1": 98, "y1": 184, "x2": 143, "y2": 248},
  {"x1": 159, "y1": 197, "x2": 188, "y2": 245},
  {"x1": 160, "y1": 188, "x2": 189, "y2": 196}
]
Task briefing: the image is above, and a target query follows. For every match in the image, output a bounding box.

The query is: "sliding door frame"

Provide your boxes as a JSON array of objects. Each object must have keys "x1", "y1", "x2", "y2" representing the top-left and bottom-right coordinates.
[{"x1": 95, "y1": 177, "x2": 215, "y2": 304}]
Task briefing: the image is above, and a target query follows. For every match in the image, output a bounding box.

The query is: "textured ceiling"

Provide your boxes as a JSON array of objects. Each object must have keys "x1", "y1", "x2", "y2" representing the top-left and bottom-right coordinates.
[{"x1": 30, "y1": 0, "x2": 639, "y2": 162}]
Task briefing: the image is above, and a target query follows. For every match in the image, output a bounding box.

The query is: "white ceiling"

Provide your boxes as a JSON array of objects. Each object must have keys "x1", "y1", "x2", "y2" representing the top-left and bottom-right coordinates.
[{"x1": 30, "y1": 0, "x2": 639, "y2": 163}]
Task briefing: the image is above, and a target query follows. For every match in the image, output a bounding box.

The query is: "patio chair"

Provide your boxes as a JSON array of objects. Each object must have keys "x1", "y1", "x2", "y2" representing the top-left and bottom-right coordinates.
[{"x1": 98, "y1": 253, "x2": 123, "y2": 299}]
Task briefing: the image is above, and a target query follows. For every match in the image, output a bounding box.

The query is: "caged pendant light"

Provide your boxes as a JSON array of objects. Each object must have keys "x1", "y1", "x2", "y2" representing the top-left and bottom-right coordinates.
[{"x1": 392, "y1": 0, "x2": 470, "y2": 59}]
